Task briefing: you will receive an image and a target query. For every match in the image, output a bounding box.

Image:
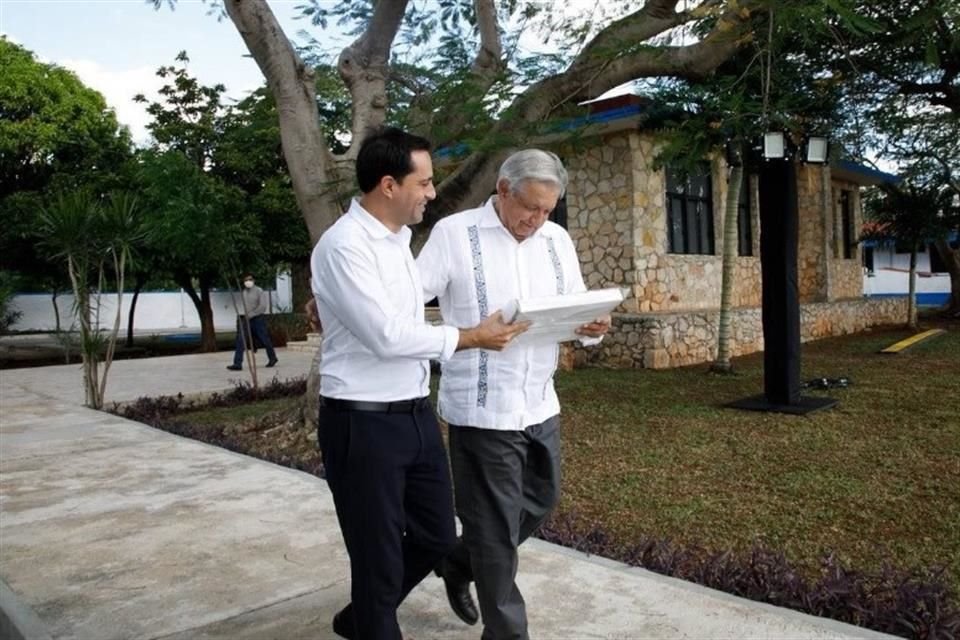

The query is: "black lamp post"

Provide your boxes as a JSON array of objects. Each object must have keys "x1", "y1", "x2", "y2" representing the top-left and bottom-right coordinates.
[{"x1": 728, "y1": 132, "x2": 837, "y2": 415}]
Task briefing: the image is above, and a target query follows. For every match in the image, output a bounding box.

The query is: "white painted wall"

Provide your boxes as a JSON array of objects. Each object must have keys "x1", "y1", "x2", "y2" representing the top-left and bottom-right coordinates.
[
  {"x1": 863, "y1": 269, "x2": 950, "y2": 296},
  {"x1": 869, "y1": 246, "x2": 933, "y2": 272},
  {"x1": 9, "y1": 274, "x2": 293, "y2": 333}
]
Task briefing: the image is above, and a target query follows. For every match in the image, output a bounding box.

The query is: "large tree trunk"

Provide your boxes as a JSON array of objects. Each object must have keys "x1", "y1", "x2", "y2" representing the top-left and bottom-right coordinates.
[
  {"x1": 223, "y1": 0, "x2": 347, "y2": 245},
  {"x1": 290, "y1": 258, "x2": 312, "y2": 313},
  {"x1": 934, "y1": 238, "x2": 960, "y2": 316},
  {"x1": 177, "y1": 273, "x2": 218, "y2": 352},
  {"x1": 712, "y1": 163, "x2": 743, "y2": 373},
  {"x1": 125, "y1": 275, "x2": 146, "y2": 348},
  {"x1": 51, "y1": 288, "x2": 61, "y2": 333},
  {"x1": 907, "y1": 243, "x2": 918, "y2": 329}
]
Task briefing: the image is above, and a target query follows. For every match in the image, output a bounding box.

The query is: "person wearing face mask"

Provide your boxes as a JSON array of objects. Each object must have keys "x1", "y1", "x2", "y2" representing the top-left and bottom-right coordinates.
[
  {"x1": 226, "y1": 273, "x2": 278, "y2": 371},
  {"x1": 417, "y1": 149, "x2": 611, "y2": 640}
]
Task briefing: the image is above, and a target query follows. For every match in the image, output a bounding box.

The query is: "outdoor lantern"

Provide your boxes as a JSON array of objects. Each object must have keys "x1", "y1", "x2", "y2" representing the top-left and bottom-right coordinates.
[
  {"x1": 804, "y1": 135, "x2": 830, "y2": 164},
  {"x1": 762, "y1": 131, "x2": 786, "y2": 159}
]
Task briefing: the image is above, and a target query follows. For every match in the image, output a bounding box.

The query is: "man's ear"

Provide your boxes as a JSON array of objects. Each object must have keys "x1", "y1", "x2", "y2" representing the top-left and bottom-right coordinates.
[{"x1": 379, "y1": 175, "x2": 397, "y2": 199}]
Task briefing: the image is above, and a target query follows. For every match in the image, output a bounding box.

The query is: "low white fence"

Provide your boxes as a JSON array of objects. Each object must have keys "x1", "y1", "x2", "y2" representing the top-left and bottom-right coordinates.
[
  {"x1": 863, "y1": 268, "x2": 950, "y2": 296},
  {"x1": 9, "y1": 275, "x2": 293, "y2": 333}
]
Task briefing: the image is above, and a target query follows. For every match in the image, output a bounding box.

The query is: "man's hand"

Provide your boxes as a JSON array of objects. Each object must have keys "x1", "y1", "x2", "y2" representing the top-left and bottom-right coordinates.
[
  {"x1": 575, "y1": 314, "x2": 611, "y2": 339},
  {"x1": 458, "y1": 310, "x2": 530, "y2": 351},
  {"x1": 304, "y1": 298, "x2": 322, "y2": 332}
]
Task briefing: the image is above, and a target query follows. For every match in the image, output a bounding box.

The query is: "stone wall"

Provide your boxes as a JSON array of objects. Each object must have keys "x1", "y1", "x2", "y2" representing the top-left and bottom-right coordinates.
[
  {"x1": 829, "y1": 179, "x2": 864, "y2": 300},
  {"x1": 573, "y1": 296, "x2": 908, "y2": 369},
  {"x1": 565, "y1": 134, "x2": 638, "y2": 303},
  {"x1": 555, "y1": 126, "x2": 882, "y2": 371},
  {"x1": 564, "y1": 133, "x2": 762, "y2": 314},
  {"x1": 564, "y1": 130, "x2": 866, "y2": 312}
]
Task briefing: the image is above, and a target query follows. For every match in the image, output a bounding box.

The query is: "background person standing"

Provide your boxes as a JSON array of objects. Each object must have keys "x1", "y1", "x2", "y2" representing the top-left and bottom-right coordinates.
[{"x1": 227, "y1": 273, "x2": 277, "y2": 371}]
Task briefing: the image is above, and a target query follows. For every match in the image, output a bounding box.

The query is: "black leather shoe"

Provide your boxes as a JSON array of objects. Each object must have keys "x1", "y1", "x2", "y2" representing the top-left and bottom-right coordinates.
[
  {"x1": 266, "y1": 359, "x2": 278, "y2": 368},
  {"x1": 226, "y1": 364, "x2": 242, "y2": 371},
  {"x1": 435, "y1": 564, "x2": 479, "y2": 625},
  {"x1": 332, "y1": 606, "x2": 354, "y2": 639}
]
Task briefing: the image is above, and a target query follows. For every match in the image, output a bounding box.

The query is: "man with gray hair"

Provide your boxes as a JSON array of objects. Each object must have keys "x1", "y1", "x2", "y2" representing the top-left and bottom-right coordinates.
[{"x1": 418, "y1": 149, "x2": 610, "y2": 639}]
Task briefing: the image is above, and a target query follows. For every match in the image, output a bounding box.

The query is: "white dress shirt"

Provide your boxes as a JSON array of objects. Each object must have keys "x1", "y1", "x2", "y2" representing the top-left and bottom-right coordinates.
[
  {"x1": 417, "y1": 197, "x2": 593, "y2": 430},
  {"x1": 311, "y1": 199, "x2": 459, "y2": 401}
]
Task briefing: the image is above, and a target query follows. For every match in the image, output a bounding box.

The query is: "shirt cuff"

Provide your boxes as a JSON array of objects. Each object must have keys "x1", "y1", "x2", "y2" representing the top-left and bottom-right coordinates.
[
  {"x1": 578, "y1": 335, "x2": 603, "y2": 347},
  {"x1": 437, "y1": 325, "x2": 460, "y2": 362}
]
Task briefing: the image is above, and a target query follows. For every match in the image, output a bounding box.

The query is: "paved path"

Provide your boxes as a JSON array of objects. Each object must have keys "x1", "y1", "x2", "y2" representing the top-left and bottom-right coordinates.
[{"x1": 0, "y1": 351, "x2": 893, "y2": 639}]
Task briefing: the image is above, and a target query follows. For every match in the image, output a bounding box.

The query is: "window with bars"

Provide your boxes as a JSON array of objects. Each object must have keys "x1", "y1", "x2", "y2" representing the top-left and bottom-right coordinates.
[
  {"x1": 666, "y1": 166, "x2": 715, "y2": 255},
  {"x1": 737, "y1": 176, "x2": 753, "y2": 256},
  {"x1": 840, "y1": 190, "x2": 853, "y2": 259}
]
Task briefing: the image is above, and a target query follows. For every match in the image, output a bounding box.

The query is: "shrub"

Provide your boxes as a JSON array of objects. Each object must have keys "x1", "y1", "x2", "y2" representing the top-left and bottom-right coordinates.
[
  {"x1": 265, "y1": 312, "x2": 310, "y2": 347},
  {"x1": 112, "y1": 376, "x2": 308, "y2": 420}
]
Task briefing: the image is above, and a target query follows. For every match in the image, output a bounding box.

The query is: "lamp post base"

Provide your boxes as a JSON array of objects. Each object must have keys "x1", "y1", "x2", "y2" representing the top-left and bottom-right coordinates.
[{"x1": 726, "y1": 394, "x2": 837, "y2": 415}]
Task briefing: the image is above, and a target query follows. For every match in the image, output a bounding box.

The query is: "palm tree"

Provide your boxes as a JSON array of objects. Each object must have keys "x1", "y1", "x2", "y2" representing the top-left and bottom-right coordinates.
[{"x1": 38, "y1": 191, "x2": 143, "y2": 408}]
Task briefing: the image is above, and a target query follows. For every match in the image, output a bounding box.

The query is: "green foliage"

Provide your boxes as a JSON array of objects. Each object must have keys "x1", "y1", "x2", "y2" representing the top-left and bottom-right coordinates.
[
  {"x1": 0, "y1": 37, "x2": 134, "y2": 289},
  {"x1": 867, "y1": 181, "x2": 957, "y2": 248},
  {"x1": 134, "y1": 51, "x2": 225, "y2": 167},
  {"x1": 822, "y1": 1, "x2": 960, "y2": 160},
  {"x1": 37, "y1": 190, "x2": 107, "y2": 266},
  {"x1": 137, "y1": 149, "x2": 258, "y2": 279},
  {"x1": 650, "y1": 1, "x2": 849, "y2": 175},
  {"x1": 36, "y1": 190, "x2": 146, "y2": 407},
  {"x1": 0, "y1": 37, "x2": 131, "y2": 199}
]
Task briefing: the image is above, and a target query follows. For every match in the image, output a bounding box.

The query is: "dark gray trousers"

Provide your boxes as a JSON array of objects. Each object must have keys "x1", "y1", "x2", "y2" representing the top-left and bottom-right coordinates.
[{"x1": 446, "y1": 416, "x2": 561, "y2": 640}]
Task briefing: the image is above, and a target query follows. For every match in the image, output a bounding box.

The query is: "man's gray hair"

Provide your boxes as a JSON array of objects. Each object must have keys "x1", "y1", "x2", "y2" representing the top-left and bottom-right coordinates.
[{"x1": 498, "y1": 149, "x2": 568, "y2": 197}]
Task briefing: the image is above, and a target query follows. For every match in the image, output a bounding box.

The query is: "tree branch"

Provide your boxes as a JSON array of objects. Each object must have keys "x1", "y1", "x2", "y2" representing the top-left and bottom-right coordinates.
[
  {"x1": 339, "y1": 0, "x2": 411, "y2": 159},
  {"x1": 428, "y1": 0, "x2": 757, "y2": 225},
  {"x1": 224, "y1": 0, "x2": 339, "y2": 244},
  {"x1": 407, "y1": 0, "x2": 505, "y2": 143},
  {"x1": 472, "y1": 0, "x2": 504, "y2": 77}
]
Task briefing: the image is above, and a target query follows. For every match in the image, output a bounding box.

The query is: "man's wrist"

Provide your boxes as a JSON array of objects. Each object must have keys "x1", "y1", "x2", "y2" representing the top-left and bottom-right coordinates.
[{"x1": 457, "y1": 327, "x2": 476, "y2": 351}]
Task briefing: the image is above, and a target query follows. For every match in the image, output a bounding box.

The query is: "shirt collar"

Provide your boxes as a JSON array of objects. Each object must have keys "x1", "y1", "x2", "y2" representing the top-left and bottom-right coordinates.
[
  {"x1": 347, "y1": 198, "x2": 411, "y2": 243},
  {"x1": 478, "y1": 197, "x2": 503, "y2": 229}
]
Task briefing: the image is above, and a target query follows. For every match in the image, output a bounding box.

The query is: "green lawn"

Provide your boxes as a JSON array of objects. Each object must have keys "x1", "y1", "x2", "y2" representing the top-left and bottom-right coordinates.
[{"x1": 555, "y1": 322, "x2": 960, "y2": 589}]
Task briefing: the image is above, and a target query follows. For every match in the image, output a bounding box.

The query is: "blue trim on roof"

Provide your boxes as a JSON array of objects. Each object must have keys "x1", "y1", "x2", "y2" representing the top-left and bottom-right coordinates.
[
  {"x1": 863, "y1": 230, "x2": 958, "y2": 247},
  {"x1": 435, "y1": 142, "x2": 472, "y2": 160},
  {"x1": 434, "y1": 103, "x2": 644, "y2": 159},
  {"x1": 836, "y1": 160, "x2": 899, "y2": 184},
  {"x1": 546, "y1": 104, "x2": 644, "y2": 133}
]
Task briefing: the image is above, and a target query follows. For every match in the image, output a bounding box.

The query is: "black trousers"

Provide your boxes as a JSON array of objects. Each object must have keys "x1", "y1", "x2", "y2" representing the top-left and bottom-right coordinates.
[
  {"x1": 319, "y1": 400, "x2": 457, "y2": 640},
  {"x1": 232, "y1": 315, "x2": 276, "y2": 366},
  {"x1": 445, "y1": 416, "x2": 561, "y2": 640}
]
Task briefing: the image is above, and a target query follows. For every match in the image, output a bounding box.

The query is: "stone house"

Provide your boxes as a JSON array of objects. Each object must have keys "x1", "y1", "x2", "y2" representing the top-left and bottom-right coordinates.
[{"x1": 543, "y1": 99, "x2": 907, "y2": 369}]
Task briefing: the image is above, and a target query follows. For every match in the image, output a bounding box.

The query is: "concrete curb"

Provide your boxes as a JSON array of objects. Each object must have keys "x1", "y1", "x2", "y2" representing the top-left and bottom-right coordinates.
[{"x1": 0, "y1": 578, "x2": 53, "y2": 640}]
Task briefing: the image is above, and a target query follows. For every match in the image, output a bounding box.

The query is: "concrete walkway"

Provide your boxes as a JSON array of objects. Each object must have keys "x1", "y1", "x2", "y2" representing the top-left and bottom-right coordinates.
[{"x1": 0, "y1": 351, "x2": 893, "y2": 639}]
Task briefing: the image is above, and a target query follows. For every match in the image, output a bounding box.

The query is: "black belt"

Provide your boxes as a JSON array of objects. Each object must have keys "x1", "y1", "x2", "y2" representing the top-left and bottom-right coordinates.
[{"x1": 319, "y1": 396, "x2": 429, "y2": 413}]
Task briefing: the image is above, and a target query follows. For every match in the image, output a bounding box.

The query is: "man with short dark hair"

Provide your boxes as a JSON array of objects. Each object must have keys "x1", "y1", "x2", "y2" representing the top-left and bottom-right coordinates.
[
  {"x1": 226, "y1": 273, "x2": 277, "y2": 371},
  {"x1": 311, "y1": 127, "x2": 528, "y2": 640}
]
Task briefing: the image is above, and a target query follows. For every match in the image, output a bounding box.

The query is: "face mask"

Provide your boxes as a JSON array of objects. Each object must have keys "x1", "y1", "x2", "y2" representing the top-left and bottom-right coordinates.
[{"x1": 244, "y1": 280, "x2": 254, "y2": 289}]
